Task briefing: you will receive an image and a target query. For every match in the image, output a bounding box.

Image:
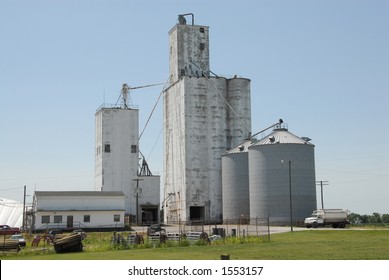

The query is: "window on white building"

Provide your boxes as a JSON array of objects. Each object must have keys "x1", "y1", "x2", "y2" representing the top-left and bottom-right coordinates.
[
  {"x1": 104, "y1": 144, "x2": 111, "y2": 153},
  {"x1": 114, "y1": 214, "x2": 120, "y2": 222},
  {"x1": 84, "y1": 215, "x2": 91, "y2": 223},
  {"x1": 54, "y1": 215, "x2": 62, "y2": 223},
  {"x1": 41, "y1": 215, "x2": 50, "y2": 224}
]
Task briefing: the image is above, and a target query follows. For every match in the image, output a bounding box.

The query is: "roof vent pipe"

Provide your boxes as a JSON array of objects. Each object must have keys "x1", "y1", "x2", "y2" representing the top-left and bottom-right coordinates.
[{"x1": 178, "y1": 13, "x2": 194, "y2": 25}]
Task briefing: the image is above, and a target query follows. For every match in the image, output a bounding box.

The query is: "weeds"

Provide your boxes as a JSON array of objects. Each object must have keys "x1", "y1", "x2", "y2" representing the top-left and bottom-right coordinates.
[{"x1": 4, "y1": 228, "x2": 389, "y2": 260}]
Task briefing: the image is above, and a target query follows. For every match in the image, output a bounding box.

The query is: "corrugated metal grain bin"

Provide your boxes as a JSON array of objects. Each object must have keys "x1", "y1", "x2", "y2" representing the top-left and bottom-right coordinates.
[
  {"x1": 248, "y1": 127, "x2": 316, "y2": 225},
  {"x1": 221, "y1": 140, "x2": 251, "y2": 222}
]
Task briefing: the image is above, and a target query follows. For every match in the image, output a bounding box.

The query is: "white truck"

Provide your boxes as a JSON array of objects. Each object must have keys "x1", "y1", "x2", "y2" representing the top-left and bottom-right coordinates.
[{"x1": 304, "y1": 209, "x2": 349, "y2": 228}]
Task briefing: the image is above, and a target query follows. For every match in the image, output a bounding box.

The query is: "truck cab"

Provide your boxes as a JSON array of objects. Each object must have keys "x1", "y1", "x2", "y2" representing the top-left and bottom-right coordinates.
[{"x1": 304, "y1": 211, "x2": 323, "y2": 228}]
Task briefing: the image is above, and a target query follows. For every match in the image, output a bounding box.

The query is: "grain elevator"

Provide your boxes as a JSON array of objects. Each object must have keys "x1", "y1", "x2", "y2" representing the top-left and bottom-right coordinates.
[
  {"x1": 163, "y1": 15, "x2": 251, "y2": 224},
  {"x1": 95, "y1": 85, "x2": 160, "y2": 224}
]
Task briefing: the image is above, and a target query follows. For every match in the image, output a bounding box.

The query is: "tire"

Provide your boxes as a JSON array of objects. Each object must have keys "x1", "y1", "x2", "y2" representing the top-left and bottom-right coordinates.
[
  {"x1": 306, "y1": 224, "x2": 312, "y2": 229},
  {"x1": 312, "y1": 222, "x2": 318, "y2": 228}
]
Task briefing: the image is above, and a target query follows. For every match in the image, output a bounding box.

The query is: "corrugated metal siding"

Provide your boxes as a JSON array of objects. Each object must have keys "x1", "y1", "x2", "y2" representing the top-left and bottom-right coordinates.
[
  {"x1": 248, "y1": 138, "x2": 317, "y2": 225},
  {"x1": 222, "y1": 152, "x2": 250, "y2": 221}
]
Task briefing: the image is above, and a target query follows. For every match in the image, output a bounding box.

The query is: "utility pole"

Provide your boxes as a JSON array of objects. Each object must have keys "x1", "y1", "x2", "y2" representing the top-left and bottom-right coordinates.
[
  {"x1": 281, "y1": 159, "x2": 293, "y2": 232},
  {"x1": 22, "y1": 185, "x2": 26, "y2": 231},
  {"x1": 133, "y1": 178, "x2": 143, "y2": 225},
  {"x1": 288, "y1": 160, "x2": 293, "y2": 232},
  {"x1": 316, "y1": 181, "x2": 329, "y2": 209}
]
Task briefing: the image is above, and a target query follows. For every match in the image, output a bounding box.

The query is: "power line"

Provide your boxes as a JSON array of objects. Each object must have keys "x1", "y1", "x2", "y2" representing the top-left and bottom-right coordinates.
[
  {"x1": 139, "y1": 77, "x2": 170, "y2": 140},
  {"x1": 0, "y1": 186, "x2": 24, "y2": 192}
]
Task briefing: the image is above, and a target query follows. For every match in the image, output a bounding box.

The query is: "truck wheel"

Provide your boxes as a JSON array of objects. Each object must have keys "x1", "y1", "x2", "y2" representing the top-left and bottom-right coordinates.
[
  {"x1": 306, "y1": 224, "x2": 312, "y2": 229},
  {"x1": 312, "y1": 222, "x2": 318, "y2": 228},
  {"x1": 332, "y1": 224, "x2": 338, "y2": 228}
]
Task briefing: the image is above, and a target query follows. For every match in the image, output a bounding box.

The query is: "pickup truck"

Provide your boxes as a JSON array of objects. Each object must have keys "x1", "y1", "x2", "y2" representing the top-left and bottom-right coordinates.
[{"x1": 0, "y1": 225, "x2": 20, "y2": 235}]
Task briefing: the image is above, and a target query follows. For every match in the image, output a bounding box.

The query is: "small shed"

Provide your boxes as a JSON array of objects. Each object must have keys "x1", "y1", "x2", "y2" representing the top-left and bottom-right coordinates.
[{"x1": 33, "y1": 191, "x2": 126, "y2": 231}]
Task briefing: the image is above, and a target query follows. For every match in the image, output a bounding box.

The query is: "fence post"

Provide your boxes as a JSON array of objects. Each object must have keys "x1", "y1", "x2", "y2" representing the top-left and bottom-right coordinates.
[
  {"x1": 256, "y1": 216, "x2": 258, "y2": 237},
  {"x1": 267, "y1": 216, "x2": 271, "y2": 242},
  {"x1": 237, "y1": 218, "x2": 240, "y2": 237}
]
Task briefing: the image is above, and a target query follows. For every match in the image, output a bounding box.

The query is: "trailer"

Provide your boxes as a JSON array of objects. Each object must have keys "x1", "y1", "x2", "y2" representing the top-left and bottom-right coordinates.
[
  {"x1": 304, "y1": 209, "x2": 349, "y2": 228},
  {"x1": 53, "y1": 232, "x2": 83, "y2": 253}
]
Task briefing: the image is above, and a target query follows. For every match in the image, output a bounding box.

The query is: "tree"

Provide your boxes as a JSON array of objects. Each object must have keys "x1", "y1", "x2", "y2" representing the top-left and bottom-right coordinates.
[
  {"x1": 360, "y1": 215, "x2": 369, "y2": 224},
  {"x1": 381, "y1": 214, "x2": 389, "y2": 224},
  {"x1": 348, "y1": 213, "x2": 362, "y2": 224},
  {"x1": 369, "y1": 212, "x2": 382, "y2": 224}
]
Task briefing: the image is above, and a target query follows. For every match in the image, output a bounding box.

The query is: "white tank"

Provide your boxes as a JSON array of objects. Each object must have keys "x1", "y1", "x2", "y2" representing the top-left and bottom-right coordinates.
[
  {"x1": 221, "y1": 140, "x2": 252, "y2": 222},
  {"x1": 248, "y1": 126, "x2": 316, "y2": 225}
]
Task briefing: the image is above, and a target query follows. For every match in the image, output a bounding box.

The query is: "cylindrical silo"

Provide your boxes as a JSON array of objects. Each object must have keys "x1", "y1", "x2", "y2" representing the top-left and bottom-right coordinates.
[
  {"x1": 226, "y1": 78, "x2": 251, "y2": 149},
  {"x1": 248, "y1": 126, "x2": 316, "y2": 225},
  {"x1": 222, "y1": 140, "x2": 251, "y2": 223}
]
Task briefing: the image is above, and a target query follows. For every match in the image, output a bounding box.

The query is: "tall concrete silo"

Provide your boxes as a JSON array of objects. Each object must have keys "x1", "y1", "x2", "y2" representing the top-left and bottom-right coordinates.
[
  {"x1": 221, "y1": 140, "x2": 252, "y2": 223},
  {"x1": 226, "y1": 78, "x2": 251, "y2": 149},
  {"x1": 248, "y1": 125, "x2": 316, "y2": 225}
]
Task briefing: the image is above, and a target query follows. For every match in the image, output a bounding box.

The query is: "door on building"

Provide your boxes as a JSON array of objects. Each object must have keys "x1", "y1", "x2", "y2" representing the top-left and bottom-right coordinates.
[
  {"x1": 67, "y1": 215, "x2": 74, "y2": 228},
  {"x1": 190, "y1": 206, "x2": 205, "y2": 221},
  {"x1": 141, "y1": 206, "x2": 159, "y2": 224}
]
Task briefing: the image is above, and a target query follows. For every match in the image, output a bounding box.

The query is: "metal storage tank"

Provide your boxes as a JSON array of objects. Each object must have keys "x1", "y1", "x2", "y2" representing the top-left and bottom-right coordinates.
[
  {"x1": 221, "y1": 140, "x2": 252, "y2": 223},
  {"x1": 248, "y1": 125, "x2": 316, "y2": 225}
]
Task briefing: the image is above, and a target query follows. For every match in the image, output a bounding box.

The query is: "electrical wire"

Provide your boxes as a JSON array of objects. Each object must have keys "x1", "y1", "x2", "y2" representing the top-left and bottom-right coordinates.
[{"x1": 138, "y1": 77, "x2": 170, "y2": 140}]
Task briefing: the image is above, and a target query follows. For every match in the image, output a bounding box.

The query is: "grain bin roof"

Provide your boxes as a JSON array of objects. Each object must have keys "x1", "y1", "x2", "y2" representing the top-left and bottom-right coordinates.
[
  {"x1": 223, "y1": 139, "x2": 253, "y2": 154},
  {"x1": 251, "y1": 128, "x2": 314, "y2": 146}
]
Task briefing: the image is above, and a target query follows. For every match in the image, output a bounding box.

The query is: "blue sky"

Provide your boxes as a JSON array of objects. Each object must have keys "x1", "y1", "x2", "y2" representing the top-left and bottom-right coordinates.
[{"x1": 0, "y1": 0, "x2": 388, "y2": 215}]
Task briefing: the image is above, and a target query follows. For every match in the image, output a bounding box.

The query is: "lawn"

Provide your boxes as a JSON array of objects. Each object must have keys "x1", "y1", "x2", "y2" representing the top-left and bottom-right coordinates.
[{"x1": 1, "y1": 229, "x2": 389, "y2": 260}]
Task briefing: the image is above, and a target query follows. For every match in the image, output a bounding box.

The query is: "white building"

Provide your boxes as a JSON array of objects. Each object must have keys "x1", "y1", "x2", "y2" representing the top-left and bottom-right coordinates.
[
  {"x1": 95, "y1": 90, "x2": 160, "y2": 224},
  {"x1": 163, "y1": 15, "x2": 251, "y2": 224},
  {"x1": 95, "y1": 106, "x2": 139, "y2": 213},
  {"x1": 33, "y1": 191, "x2": 126, "y2": 230}
]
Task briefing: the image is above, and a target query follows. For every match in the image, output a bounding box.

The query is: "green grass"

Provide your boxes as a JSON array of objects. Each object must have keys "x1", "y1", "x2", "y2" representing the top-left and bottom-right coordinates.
[{"x1": 2, "y1": 229, "x2": 389, "y2": 260}]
